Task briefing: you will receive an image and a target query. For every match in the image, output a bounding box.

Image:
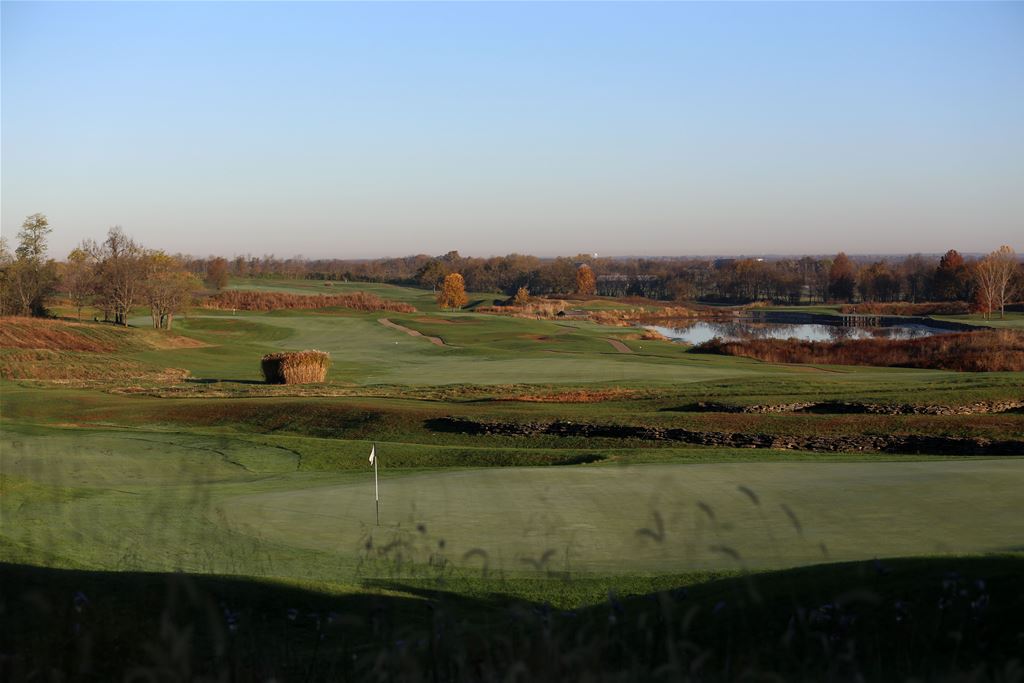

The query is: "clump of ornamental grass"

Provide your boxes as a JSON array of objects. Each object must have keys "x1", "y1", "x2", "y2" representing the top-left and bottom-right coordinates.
[{"x1": 260, "y1": 350, "x2": 330, "y2": 384}]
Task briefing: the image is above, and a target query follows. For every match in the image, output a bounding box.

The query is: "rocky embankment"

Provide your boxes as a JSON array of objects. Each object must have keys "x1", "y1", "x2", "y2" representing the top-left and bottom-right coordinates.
[
  {"x1": 679, "y1": 399, "x2": 1024, "y2": 416},
  {"x1": 427, "y1": 417, "x2": 1024, "y2": 455}
]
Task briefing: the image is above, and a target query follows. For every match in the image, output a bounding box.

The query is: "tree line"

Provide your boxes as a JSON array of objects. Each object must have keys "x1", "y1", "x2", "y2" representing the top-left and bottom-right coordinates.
[
  {"x1": 2, "y1": 212, "x2": 1020, "y2": 322},
  {"x1": 178, "y1": 248, "x2": 1021, "y2": 316}
]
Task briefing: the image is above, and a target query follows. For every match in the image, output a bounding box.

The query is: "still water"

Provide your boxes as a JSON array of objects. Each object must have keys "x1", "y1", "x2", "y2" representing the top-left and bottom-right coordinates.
[{"x1": 647, "y1": 319, "x2": 941, "y2": 345}]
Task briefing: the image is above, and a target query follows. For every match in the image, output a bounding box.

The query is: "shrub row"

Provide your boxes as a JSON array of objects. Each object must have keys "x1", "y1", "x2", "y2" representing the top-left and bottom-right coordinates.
[{"x1": 205, "y1": 291, "x2": 416, "y2": 313}]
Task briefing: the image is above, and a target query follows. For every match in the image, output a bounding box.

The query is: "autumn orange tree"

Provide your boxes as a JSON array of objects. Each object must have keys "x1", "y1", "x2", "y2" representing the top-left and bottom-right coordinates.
[
  {"x1": 205, "y1": 257, "x2": 230, "y2": 290},
  {"x1": 828, "y1": 252, "x2": 857, "y2": 302},
  {"x1": 575, "y1": 264, "x2": 596, "y2": 297},
  {"x1": 513, "y1": 286, "x2": 530, "y2": 306},
  {"x1": 437, "y1": 272, "x2": 468, "y2": 309}
]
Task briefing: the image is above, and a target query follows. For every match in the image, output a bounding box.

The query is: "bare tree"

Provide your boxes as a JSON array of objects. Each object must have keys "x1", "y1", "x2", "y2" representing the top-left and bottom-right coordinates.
[
  {"x1": 974, "y1": 246, "x2": 1018, "y2": 320},
  {"x1": 144, "y1": 251, "x2": 200, "y2": 330},
  {"x1": 91, "y1": 227, "x2": 146, "y2": 325},
  {"x1": 61, "y1": 247, "x2": 97, "y2": 320}
]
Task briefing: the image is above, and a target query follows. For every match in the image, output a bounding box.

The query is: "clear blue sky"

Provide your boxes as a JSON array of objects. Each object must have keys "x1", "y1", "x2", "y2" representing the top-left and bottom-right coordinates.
[{"x1": 2, "y1": 1, "x2": 1022, "y2": 259}]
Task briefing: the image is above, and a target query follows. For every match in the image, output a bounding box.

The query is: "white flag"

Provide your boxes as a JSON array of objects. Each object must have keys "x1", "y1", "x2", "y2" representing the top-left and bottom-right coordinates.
[{"x1": 368, "y1": 445, "x2": 375, "y2": 465}]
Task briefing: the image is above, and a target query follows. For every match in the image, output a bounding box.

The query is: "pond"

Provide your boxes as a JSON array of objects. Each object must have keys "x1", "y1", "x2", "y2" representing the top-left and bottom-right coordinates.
[{"x1": 646, "y1": 313, "x2": 955, "y2": 345}]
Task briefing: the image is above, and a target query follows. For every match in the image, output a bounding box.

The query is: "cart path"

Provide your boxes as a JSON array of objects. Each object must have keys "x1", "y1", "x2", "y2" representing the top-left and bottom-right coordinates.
[
  {"x1": 378, "y1": 318, "x2": 447, "y2": 347},
  {"x1": 605, "y1": 338, "x2": 632, "y2": 353}
]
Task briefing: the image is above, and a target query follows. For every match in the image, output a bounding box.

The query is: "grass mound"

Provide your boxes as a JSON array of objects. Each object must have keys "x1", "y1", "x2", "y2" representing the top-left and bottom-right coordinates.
[
  {"x1": 0, "y1": 349, "x2": 191, "y2": 382},
  {"x1": 205, "y1": 290, "x2": 416, "y2": 313},
  {"x1": 0, "y1": 316, "x2": 131, "y2": 352},
  {"x1": 693, "y1": 330, "x2": 1024, "y2": 371},
  {"x1": 261, "y1": 350, "x2": 330, "y2": 384},
  {"x1": 0, "y1": 317, "x2": 196, "y2": 383}
]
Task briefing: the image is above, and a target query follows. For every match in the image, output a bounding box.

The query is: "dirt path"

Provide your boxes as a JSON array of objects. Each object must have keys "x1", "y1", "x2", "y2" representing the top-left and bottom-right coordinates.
[
  {"x1": 604, "y1": 338, "x2": 632, "y2": 353},
  {"x1": 378, "y1": 318, "x2": 447, "y2": 347}
]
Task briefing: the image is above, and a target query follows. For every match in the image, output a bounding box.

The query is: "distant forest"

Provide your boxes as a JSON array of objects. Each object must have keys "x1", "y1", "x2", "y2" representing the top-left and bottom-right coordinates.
[
  {"x1": 176, "y1": 249, "x2": 1021, "y2": 308},
  {"x1": 2, "y1": 213, "x2": 1021, "y2": 323}
]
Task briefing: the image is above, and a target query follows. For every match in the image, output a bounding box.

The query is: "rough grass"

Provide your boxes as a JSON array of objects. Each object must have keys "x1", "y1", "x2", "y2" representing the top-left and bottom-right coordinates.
[
  {"x1": 0, "y1": 349, "x2": 190, "y2": 382},
  {"x1": 693, "y1": 330, "x2": 1024, "y2": 372},
  {"x1": 0, "y1": 316, "x2": 173, "y2": 352},
  {"x1": 0, "y1": 317, "x2": 197, "y2": 382},
  {"x1": 205, "y1": 290, "x2": 417, "y2": 313},
  {"x1": 261, "y1": 350, "x2": 331, "y2": 384}
]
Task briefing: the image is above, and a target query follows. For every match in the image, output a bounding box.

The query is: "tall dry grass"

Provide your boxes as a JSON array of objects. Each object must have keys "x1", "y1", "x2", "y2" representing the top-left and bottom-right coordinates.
[
  {"x1": 590, "y1": 306, "x2": 699, "y2": 327},
  {"x1": 261, "y1": 350, "x2": 330, "y2": 384},
  {"x1": 205, "y1": 291, "x2": 416, "y2": 313},
  {"x1": 839, "y1": 302, "x2": 972, "y2": 316},
  {"x1": 477, "y1": 300, "x2": 569, "y2": 318},
  {"x1": 692, "y1": 330, "x2": 1024, "y2": 372}
]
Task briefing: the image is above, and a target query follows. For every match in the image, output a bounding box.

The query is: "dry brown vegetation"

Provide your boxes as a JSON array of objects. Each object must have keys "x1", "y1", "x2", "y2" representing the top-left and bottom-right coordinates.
[
  {"x1": 0, "y1": 317, "x2": 198, "y2": 383},
  {"x1": 839, "y1": 302, "x2": 972, "y2": 316},
  {"x1": 591, "y1": 306, "x2": 700, "y2": 326},
  {"x1": 261, "y1": 350, "x2": 331, "y2": 384},
  {"x1": 693, "y1": 330, "x2": 1024, "y2": 372},
  {"x1": 477, "y1": 300, "x2": 569, "y2": 318},
  {"x1": 205, "y1": 291, "x2": 416, "y2": 313},
  {"x1": 0, "y1": 317, "x2": 118, "y2": 352},
  {"x1": 0, "y1": 316, "x2": 205, "y2": 353},
  {"x1": 0, "y1": 349, "x2": 190, "y2": 383},
  {"x1": 506, "y1": 388, "x2": 640, "y2": 403}
]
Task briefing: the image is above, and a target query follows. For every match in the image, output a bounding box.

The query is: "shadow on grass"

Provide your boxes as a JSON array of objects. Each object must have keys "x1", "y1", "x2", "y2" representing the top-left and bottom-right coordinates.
[{"x1": 3, "y1": 555, "x2": 1022, "y2": 681}]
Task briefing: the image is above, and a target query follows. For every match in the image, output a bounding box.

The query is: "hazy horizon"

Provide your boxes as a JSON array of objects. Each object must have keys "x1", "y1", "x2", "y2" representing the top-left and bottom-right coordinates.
[{"x1": 3, "y1": 2, "x2": 1022, "y2": 259}]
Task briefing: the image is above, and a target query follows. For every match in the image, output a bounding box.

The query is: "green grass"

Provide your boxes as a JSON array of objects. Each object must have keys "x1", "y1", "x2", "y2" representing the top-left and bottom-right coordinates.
[
  {"x1": 4, "y1": 283, "x2": 1024, "y2": 678},
  {"x1": 3, "y1": 423, "x2": 1021, "y2": 578}
]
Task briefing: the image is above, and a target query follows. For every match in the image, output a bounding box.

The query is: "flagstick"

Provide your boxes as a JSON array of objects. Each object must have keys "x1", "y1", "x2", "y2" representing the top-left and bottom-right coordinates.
[{"x1": 374, "y1": 442, "x2": 379, "y2": 526}]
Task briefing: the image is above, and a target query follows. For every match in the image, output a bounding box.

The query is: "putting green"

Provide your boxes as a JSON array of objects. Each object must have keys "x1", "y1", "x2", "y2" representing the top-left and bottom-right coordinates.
[{"x1": 219, "y1": 459, "x2": 1024, "y2": 573}]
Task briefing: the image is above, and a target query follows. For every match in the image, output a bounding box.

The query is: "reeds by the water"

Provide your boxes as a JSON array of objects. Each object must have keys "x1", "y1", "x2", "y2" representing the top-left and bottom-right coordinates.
[
  {"x1": 261, "y1": 350, "x2": 330, "y2": 384},
  {"x1": 838, "y1": 301, "x2": 972, "y2": 316},
  {"x1": 692, "y1": 329, "x2": 1024, "y2": 371}
]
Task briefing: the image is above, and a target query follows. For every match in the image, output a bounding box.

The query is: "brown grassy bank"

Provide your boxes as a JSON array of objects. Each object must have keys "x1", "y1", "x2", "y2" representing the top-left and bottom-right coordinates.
[
  {"x1": 205, "y1": 291, "x2": 416, "y2": 313},
  {"x1": 691, "y1": 330, "x2": 1024, "y2": 372}
]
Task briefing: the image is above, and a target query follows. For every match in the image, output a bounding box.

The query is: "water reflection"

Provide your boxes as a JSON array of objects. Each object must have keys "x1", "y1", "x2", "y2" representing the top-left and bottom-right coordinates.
[{"x1": 647, "y1": 319, "x2": 938, "y2": 345}]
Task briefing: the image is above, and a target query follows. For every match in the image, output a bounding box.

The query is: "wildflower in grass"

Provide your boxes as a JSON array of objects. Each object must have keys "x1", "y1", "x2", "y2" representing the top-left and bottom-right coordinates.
[
  {"x1": 73, "y1": 591, "x2": 89, "y2": 613},
  {"x1": 287, "y1": 608, "x2": 298, "y2": 621}
]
